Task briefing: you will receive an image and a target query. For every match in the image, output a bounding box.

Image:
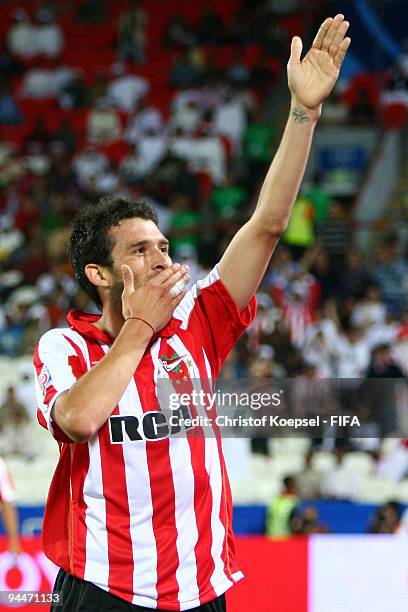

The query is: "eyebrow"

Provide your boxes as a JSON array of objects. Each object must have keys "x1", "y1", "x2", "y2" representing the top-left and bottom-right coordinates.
[{"x1": 127, "y1": 239, "x2": 169, "y2": 249}]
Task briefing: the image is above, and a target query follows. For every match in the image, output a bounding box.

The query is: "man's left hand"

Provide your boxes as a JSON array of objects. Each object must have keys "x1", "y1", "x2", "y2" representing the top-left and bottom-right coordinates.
[{"x1": 288, "y1": 13, "x2": 351, "y2": 112}]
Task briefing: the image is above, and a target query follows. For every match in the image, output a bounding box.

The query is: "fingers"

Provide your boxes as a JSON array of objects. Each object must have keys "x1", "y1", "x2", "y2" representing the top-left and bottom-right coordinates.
[
  {"x1": 289, "y1": 36, "x2": 303, "y2": 63},
  {"x1": 333, "y1": 36, "x2": 351, "y2": 68},
  {"x1": 328, "y1": 20, "x2": 349, "y2": 58},
  {"x1": 121, "y1": 265, "x2": 135, "y2": 295},
  {"x1": 150, "y1": 263, "x2": 189, "y2": 287},
  {"x1": 321, "y1": 14, "x2": 345, "y2": 52},
  {"x1": 171, "y1": 286, "x2": 188, "y2": 306},
  {"x1": 150, "y1": 263, "x2": 182, "y2": 286},
  {"x1": 162, "y1": 266, "x2": 190, "y2": 290},
  {"x1": 312, "y1": 17, "x2": 333, "y2": 50}
]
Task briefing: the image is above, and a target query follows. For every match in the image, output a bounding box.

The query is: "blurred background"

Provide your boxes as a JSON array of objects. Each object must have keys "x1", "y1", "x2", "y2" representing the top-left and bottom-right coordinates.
[{"x1": 0, "y1": 0, "x2": 407, "y2": 610}]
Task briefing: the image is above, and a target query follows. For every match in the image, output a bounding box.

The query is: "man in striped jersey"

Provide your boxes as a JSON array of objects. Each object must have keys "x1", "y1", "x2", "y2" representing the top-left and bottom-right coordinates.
[{"x1": 34, "y1": 15, "x2": 350, "y2": 611}]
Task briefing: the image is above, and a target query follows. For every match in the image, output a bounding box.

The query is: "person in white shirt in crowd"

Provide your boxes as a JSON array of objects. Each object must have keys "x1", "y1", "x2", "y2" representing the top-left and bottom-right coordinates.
[
  {"x1": 335, "y1": 324, "x2": 371, "y2": 379},
  {"x1": 120, "y1": 137, "x2": 166, "y2": 183},
  {"x1": 213, "y1": 86, "x2": 248, "y2": 155},
  {"x1": 168, "y1": 99, "x2": 202, "y2": 136},
  {"x1": 21, "y1": 64, "x2": 55, "y2": 99},
  {"x1": 377, "y1": 439, "x2": 408, "y2": 481},
  {"x1": 6, "y1": 8, "x2": 36, "y2": 59},
  {"x1": 125, "y1": 98, "x2": 164, "y2": 144},
  {"x1": 107, "y1": 62, "x2": 149, "y2": 112},
  {"x1": 34, "y1": 8, "x2": 64, "y2": 57},
  {"x1": 72, "y1": 145, "x2": 109, "y2": 190},
  {"x1": 303, "y1": 329, "x2": 337, "y2": 377},
  {"x1": 363, "y1": 310, "x2": 401, "y2": 352},
  {"x1": 351, "y1": 285, "x2": 387, "y2": 331},
  {"x1": 169, "y1": 132, "x2": 226, "y2": 184},
  {"x1": 87, "y1": 98, "x2": 121, "y2": 144},
  {"x1": 15, "y1": 364, "x2": 38, "y2": 421}
]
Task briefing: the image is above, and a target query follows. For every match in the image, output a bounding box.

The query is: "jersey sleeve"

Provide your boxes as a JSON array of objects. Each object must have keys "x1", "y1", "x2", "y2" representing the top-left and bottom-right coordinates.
[
  {"x1": 0, "y1": 458, "x2": 16, "y2": 503},
  {"x1": 174, "y1": 265, "x2": 256, "y2": 378},
  {"x1": 33, "y1": 329, "x2": 86, "y2": 443}
]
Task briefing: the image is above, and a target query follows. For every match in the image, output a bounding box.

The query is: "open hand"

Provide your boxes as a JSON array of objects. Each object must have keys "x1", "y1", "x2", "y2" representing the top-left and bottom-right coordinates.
[{"x1": 288, "y1": 14, "x2": 351, "y2": 111}]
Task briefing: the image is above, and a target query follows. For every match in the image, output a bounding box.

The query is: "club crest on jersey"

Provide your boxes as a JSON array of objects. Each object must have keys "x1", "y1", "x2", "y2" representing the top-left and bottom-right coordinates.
[
  {"x1": 159, "y1": 352, "x2": 185, "y2": 374},
  {"x1": 38, "y1": 365, "x2": 52, "y2": 394}
]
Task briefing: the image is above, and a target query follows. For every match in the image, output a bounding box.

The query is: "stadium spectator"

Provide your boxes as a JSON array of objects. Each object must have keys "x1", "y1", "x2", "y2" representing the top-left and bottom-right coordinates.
[
  {"x1": 117, "y1": 0, "x2": 148, "y2": 64},
  {"x1": 266, "y1": 476, "x2": 299, "y2": 537},
  {"x1": 317, "y1": 201, "x2": 350, "y2": 284},
  {"x1": 370, "y1": 236, "x2": 408, "y2": 315},
  {"x1": 72, "y1": 145, "x2": 109, "y2": 188},
  {"x1": 87, "y1": 98, "x2": 121, "y2": 144},
  {"x1": 0, "y1": 82, "x2": 21, "y2": 126},
  {"x1": 282, "y1": 195, "x2": 315, "y2": 257},
  {"x1": 363, "y1": 343, "x2": 406, "y2": 436},
  {"x1": 0, "y1": 386, "x2": 33, "y2": 459},
  {"x1": 295, "y1": 450, "x2": 322, "y2": 499},
  {"x1": 125, "y1": 98, "x2": 164, "y2": 143},
  {"x1": 292, "y1": 506, "x2": 329, "y2": 534},
  {"x1": 368, "y1": 501, "x2": 401, "y2": 534},
  {"x1": 351, "y1": 285, "x2": 386, "y2": 331},
  {"x1": 34, "y1": 8, "x2": 64, "y2": 58},
  {"x1": 21, "y1": 63, "x2": 55, "y2": 99},
  {"x1": 169, "y1": 192, "x2": 200, "y2": 251},
  {"x1": 213, "y1": 87, "x2": 248, "y2": 155},
  {"x1": 6, "y1": 8, "x2": 35, "y2": 59},
  {"x1": 107, "y1": 63, "x2": 149, "y2": 112},
  {"x1": 170, "y1": 48, "x2": 204, "y2": 88}
]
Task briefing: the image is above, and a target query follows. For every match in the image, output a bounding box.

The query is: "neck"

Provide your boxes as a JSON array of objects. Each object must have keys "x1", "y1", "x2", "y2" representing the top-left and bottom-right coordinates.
[{"x1": 93, "y1": 302, "x2": 124, "y2": 339}]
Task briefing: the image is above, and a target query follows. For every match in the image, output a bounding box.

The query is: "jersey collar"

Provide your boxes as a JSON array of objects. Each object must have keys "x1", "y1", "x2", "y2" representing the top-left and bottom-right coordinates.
[{"x1": 67, "y1": 310, "x2": 182, "y2": 345}]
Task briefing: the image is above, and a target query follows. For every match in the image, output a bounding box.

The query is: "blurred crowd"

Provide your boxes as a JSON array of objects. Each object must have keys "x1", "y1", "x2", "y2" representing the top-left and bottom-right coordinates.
[{"x1": 0, "y1": 0, "x2": 407, "y2": 518}]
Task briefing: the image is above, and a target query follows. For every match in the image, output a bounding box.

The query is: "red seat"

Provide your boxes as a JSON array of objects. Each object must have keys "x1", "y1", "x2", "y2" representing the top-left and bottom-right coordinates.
[{"x1": 382, "y1": 103, "x2": 408, "y2": 130}]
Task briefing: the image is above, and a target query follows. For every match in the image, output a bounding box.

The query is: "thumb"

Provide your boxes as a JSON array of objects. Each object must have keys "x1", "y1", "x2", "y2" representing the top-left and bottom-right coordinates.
[
  {"x1": 290, "y1": 36, "x2": 303, "y2": 63},
  {"x1": 121, "y1": 265, "x2": 134, "y2": 294}
]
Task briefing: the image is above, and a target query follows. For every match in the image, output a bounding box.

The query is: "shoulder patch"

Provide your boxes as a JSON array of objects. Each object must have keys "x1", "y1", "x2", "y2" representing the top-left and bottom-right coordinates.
[{"x1": 38, "y1": 364, "x2": 52, "y2": 394}]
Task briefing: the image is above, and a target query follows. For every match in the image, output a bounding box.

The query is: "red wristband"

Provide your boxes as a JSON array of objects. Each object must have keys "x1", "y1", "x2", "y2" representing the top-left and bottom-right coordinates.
[{"x1": 125, "y1": 316, "x2": 155, "y2": 335}]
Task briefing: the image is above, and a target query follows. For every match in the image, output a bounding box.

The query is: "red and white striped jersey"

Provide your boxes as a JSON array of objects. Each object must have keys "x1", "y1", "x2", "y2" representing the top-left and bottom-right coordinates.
[
  {"x1": 0, "y1": 457, "x2": 16, "y2": 503},
  {"x1": 34, "y1": 266, "x2": 256, "y2": 610}
]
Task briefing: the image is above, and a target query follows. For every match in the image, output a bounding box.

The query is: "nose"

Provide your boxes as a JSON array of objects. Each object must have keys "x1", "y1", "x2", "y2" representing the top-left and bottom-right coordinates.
[{"x1": 152, "y1": 247, "x2": 170, "y2": 271}]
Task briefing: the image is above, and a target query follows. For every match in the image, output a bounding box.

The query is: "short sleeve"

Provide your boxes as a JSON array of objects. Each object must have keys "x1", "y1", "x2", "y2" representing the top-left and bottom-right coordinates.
[
  {"x1": 33, "y1": 329, "x2": 86, "y2": 443},
  {"x1": 0, "y1": 458, "x2": 16, "y2": 503},
  {"x1": 174, "y1": 265, "x2": 256, "y2": 378}
]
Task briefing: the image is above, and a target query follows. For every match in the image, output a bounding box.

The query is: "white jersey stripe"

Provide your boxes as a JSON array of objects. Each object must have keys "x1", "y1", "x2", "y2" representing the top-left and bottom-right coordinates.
[
  {"x1": 83, "y1": 432, "x2": 110, "y2": 587},
  {"x1": 81, "y1": 341, "x2": 109, "y2": 587},
  {"x1": 173, "y1": 266, "x2": 220, "y2": 330}
]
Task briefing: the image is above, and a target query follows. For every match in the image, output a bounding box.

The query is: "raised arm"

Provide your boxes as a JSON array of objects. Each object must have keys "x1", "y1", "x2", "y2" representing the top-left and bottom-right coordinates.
[{"x1": 218, "y1": 14, "x2": 350, "y2": 310}]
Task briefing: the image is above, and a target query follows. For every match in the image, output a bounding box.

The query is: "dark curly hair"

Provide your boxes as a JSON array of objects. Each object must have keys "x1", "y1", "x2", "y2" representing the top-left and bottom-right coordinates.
[{"x1": 67, "y1": 195, "x2": 158, "y2": 309}]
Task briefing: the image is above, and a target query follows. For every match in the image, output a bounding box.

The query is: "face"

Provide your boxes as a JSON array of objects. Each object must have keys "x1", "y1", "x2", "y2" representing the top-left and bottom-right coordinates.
[{"x1": 89, "y1": 218, "x2": 172, "y2": 309}]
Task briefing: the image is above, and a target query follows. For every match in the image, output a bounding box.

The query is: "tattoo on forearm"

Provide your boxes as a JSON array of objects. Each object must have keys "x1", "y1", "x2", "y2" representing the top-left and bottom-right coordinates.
[{"x1": 292, "y1": 107, "x2": 310, "y2": 123}]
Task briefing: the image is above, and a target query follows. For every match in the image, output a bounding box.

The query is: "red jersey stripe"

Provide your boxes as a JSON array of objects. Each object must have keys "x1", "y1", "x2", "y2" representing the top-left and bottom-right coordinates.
[{"x1": 136, "y1": 341, "x2": 180, "y2": 609}]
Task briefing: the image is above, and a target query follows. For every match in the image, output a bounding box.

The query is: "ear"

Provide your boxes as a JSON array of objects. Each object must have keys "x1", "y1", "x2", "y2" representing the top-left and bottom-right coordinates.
[{"x1": 84, "y1": 263, "x2": 110, "y2": 289}]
